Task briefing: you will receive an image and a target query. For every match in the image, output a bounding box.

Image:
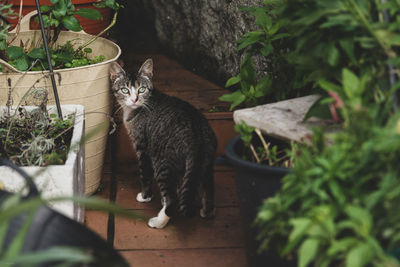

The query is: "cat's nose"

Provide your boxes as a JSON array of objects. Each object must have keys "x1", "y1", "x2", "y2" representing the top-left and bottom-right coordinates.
[{"x1": 130, "y1": 96, "x2": 137, "y2": 103}]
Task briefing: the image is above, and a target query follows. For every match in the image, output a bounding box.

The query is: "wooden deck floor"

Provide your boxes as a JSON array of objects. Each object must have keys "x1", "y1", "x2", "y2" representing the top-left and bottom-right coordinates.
[{"x1": 84, "y1": 54, "x2": 248, "y2": 266}]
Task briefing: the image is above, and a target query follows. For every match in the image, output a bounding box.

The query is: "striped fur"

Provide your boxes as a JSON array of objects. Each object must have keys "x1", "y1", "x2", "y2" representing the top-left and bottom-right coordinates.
[{"x1": 110, "y1": 60, "x2": 217, "y2": 228}]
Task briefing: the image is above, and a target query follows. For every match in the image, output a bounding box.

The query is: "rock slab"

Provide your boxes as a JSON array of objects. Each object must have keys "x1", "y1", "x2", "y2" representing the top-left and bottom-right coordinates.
[{"x1": 233, "y1": 95, "x2": 338, "y2": 143}]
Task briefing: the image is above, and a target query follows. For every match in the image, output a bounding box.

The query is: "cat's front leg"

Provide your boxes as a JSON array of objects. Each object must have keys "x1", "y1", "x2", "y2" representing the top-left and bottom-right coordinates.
[
  {"x1": 136, "y1": 151, "x2": 154, "y2": 203},
  {"x1": 148, "y1": 197, "x2": 171, "y2": 229}
]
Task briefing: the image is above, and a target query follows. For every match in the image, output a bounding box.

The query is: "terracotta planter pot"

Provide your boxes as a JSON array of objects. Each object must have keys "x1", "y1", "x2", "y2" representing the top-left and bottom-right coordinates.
[{"x1": 8, "y1": 0, "x2": 111, "y2": 35}]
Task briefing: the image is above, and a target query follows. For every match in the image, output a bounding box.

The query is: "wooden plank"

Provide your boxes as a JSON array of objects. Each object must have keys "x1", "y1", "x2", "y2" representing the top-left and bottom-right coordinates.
[
  {"x1": 113, "y1": 207, "x2": 245, "y2": 250},
  {"x1": 84, "y1": 210, "x2": 109, "y2": 240},
  {"x1": 119, "y1": 248, "x2": 247, "y2": 267}
]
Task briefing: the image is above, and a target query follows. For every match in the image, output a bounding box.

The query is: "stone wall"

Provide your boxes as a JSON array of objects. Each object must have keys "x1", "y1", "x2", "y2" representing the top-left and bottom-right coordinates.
[{"x1": 120, "y1": 0, "x2": 262, "y2": 85}]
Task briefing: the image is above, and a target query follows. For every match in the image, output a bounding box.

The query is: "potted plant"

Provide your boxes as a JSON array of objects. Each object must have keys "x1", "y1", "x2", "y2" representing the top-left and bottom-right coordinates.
[
  {"x1": 223, "y1": 120, "x2": 294, "y2": 267},
  {"x1": 0, "y1": 96, "x2": 85, "y2": 222},
  {"x1": 8, "y1": 0, "x2": 113, "y2": 35},
  {"x1": 0, "y1": 0, "x2": 122, "y2": 194}
]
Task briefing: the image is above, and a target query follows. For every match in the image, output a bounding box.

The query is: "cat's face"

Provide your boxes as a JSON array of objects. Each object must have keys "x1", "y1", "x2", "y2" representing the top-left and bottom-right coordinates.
[{"x1": 110, "y1": 59, "x2": 154, "y2": 110}]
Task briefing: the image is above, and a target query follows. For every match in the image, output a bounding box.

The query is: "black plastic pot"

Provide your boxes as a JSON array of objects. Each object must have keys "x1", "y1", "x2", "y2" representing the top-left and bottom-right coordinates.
[
  {"x1": 225, "y1": 135, "x2": 294, "y2": 267},
  {"x1": 0, "y1": 158, "x2": 128, "y2": 267}
]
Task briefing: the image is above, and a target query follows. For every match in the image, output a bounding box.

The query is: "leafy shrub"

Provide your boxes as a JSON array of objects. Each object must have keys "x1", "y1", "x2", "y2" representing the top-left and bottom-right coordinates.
[
  {"x1": 219, "y1": 1, "x2": 310, "y2": 110},
  {"x1": 256, "y1": 102, "x2": 400, "y2": 267},
  {"x1": 254, "y1": 0, "x2": 400, "y2": 266}
]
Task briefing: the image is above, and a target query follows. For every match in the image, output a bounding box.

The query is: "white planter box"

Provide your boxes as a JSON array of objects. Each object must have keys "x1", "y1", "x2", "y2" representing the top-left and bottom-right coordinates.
[{"x1": 0, "y1": 105, "x2": 85, "y2": 222}]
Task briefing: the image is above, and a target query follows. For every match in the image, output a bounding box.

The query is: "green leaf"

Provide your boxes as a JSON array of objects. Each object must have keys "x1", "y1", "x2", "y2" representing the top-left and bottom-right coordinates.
[
  {"x1": 52, "y1": 0, "x2": 67, "y2": 18},
  {"x1": 15, "y1": 57, "x2": 29, "y2": 71},
  {"x1": 219, "y1": 91, "x2": 246, "y2": 110},
  {"x1": 27, "y1": 48, "x2": 46, "y2": 59},
  {"x1": 74, "y1": 8, "x2": 103, "y2": 20},
  {"x1": 240, "y1": 57, "x2": 257, "y2": 86},
  {"x1": 327, "y1": 238, "x2": 358, "y2": 256},
  {"x1": 328, "y1": 180, "x2": 345, "y2": 205},
  {"x1": 40, "y1": 5, "x2": 51, "y2": 13},
  {"x1": 346, "y1": 243, "x2": 374, "y2": 267},
  {"x1": 318, "y1": 79, "x2": 341, "y2": 93},
  {"x1": 6, "y1": 46, "x2": 24, "y2": 60},
  {"x1": 225, "y1": 75, "x2": 241, "y2": 87},
  {"x1": 237, "y1": 31, "x2": 264, "y2": 50},
  {"x1": 299, "y1": 238, "x2": 319, "y2": 267},
  {"x1": 283, "y1": 218, "x2": 312, "y2": 256},
  {"x1": 54, "y1": 51, "x2": 73, "y2": 63},
  {"x1": 327, "y1": 43, "x2": 340, "y2": 67},
  {"x1": 255, "y1": 75, "x2": 271, "y2": 97},
  {"x1": 339, "y1": 39, "x2": 356, "y2": 63},
  {"x1": 0, "y1": 40, "x2": 6, "y2": 50},
  {"x1": 62, "y1": 16, "x2": 82, "y2": 32},
  {"x1": 260, "y1": 43, "x2": 273, "y2": 56},
  {"x1": 344, "y1": 205, "x2": 372, "y2": 237},
  {"x1": 1, "y1": 247, "x2": 93, "y2": 265},
  {"x1": 289, "y1": 218, "x2": 312, "y2": 243},
  {"x1": 342, "y1": 68, "x2": 360, "y2": 99},
  {"x1": 271, "y1": 33, "x2": 290, "y2": 41}
]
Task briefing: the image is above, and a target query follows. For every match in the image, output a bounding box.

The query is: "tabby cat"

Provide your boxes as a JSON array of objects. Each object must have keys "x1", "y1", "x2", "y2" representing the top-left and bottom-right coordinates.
[{"x1": 110, "y1": 59, "x2": 217, "y2": 229}]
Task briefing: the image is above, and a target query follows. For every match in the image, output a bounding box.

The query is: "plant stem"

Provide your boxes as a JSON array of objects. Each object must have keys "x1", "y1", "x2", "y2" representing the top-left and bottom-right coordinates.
[
  {"x1": 254, "y1": 128, "x2": 273, "y2": 165},
  {"x1": 76, "y1": 11, "x2": 118, "y2": 53},
  {"x1": 250, "y1": 144, "x2": 261, "y2": 163}
]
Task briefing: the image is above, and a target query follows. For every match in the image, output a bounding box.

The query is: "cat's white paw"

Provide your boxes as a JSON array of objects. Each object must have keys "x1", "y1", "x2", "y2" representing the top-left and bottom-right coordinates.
[
  {"x1": 136, "y1": 192, "x2": 152, "y2": 203},
  {"x1": 148, "y1": 216, "x2": 170, "y2": 229},
  {"x1": 148, "y1": 205, "x2": 170, "y2": 229}
]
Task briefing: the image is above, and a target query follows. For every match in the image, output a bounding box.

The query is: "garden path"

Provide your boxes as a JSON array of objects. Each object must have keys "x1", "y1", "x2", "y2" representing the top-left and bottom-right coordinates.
[{"x1": 85, "y1": 54, "x2": 247, "y2": 267}]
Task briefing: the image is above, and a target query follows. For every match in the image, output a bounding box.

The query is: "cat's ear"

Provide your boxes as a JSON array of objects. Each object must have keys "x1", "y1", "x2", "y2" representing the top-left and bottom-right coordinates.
[
  {"x1": 110, "y1": 62, "x2": 125, "y2": 82},
  {"x1": 138, "y1": 59, "x2": 153, "y2": 79}
]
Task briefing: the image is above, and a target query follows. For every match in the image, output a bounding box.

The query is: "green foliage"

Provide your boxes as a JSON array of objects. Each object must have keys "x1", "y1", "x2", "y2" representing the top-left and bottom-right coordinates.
[
  {"x1": 252, "y1": 1, "x2": 400, "y2": 265},
  {"x1": 222, "y1": 0, "x2": 400, "y2": 114},
  {"x1": 6, "y1": 41, "x2": 106, "y2": 71},
  {"x1": 234, "y1": 121, "x2": 293, "y2": 167},
  {"x1": 255, "y1": 69, "x2": 400, "y2": 266},
  {"x1": 0, "y1": 0, "x2": 120, "y2": 71},
  {"x1": 37, "y1": 0, "x2": 102, "y2": 31},
  {"x1": 234, "y1": 121, "x2": 254, "y2": 147},
  {"x1": 220, "y1": 1, "x2": 307, "y2": 110}
]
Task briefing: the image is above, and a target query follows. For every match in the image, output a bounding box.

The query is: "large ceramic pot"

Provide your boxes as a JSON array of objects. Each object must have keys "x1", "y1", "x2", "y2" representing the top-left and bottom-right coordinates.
[
  {"x1": 225, "y1": 135, "x2": 294, "y2": 267},
  {"x1": 0, "y1": 11, "x2": 121, "y2": 194}
]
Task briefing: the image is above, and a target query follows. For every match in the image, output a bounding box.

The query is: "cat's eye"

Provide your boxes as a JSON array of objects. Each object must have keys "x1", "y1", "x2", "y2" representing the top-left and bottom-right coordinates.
[
  {"x1": 121, "y1": 88, "x2": 130, "y2": 94},
  {"x1": 138, "y1": 87, "x2": 146, "y2": 94}
]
